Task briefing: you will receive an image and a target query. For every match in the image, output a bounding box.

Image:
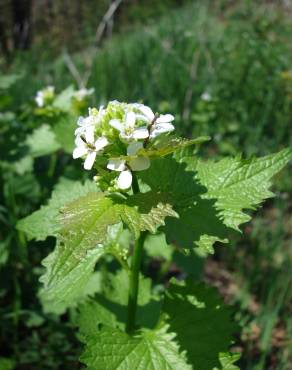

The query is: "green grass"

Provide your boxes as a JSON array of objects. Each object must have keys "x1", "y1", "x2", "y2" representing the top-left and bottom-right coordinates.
[
  {"x1": 221, "y1": 197, "x2": 292, "y2": 369},
  {"x1": 90, "y1": 1, "x2": 291, "y2": 156},
  {"x1": 7, "y1": 1, "x2": 292, "y2": 157}
]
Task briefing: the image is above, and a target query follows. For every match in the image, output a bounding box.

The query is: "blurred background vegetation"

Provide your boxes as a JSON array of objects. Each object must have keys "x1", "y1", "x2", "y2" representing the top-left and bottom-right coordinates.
[{"x1": 0, "y1": 0, "x2": 291, "y2": 369}]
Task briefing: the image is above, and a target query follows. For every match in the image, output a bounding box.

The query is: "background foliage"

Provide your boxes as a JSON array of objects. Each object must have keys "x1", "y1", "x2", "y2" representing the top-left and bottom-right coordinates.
[{"x1": 0, "y1": 0, "x2": 291, "y2": 369}]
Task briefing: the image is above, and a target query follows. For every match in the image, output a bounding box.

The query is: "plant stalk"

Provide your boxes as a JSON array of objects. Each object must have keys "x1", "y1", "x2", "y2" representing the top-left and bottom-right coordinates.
[
  {"x1": 131, "y1": 172, "x2": 140, "y2": 194},
  {"x1": 47, "y1": 152, "x2": 57, "y2": 178},
  {"x1": 126, "y1": 173, "x2": 146, "y2": 334},
  {"x1": 126, "y1": 231, "x2": 147, "y2": 334}
]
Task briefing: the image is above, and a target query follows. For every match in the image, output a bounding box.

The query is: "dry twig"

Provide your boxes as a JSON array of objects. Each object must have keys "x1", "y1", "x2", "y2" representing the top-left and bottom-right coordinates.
[{"x1": 96, "y1": 0, "x2": 123, "y2": 46}]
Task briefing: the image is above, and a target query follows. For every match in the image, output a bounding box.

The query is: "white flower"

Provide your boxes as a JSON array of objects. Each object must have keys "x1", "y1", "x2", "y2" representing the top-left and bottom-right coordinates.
[
  {"x1": 107, "y1": 142, "x2": 150, "y2": 190},
  {"x1": 75, "y1": 116, "x2": 94, "y2": 136},
  {"x1": 35, "y1": 86, "x2": 55, "y2": 107},
  {"x1": 75, "y1": 106, "x2": 105, "y2": 136},
  {"x1": 72, "y1": 101, "x2": 176, "y2": 186},
  {"x1": 74, "y1": 88, "x2": 95, "y2": 101},
  {"x1": 73, "y1": 130, "x2": 109, "y2": 170},
  {"x1": 109, "y1": 111, "x2": 149, "y2": 142},
  {"x1": 107, "y1": 159, "x2": 132, "y2": 189},
  {"x1": 135, "y1": 104, "x2": 175, "y2": 139},
  {"x1": 201, "y1": 92, "x2": 211, "y2": 101},
  {"x1": 35, "y1": 93, "x2": 44, "y2": 107}
]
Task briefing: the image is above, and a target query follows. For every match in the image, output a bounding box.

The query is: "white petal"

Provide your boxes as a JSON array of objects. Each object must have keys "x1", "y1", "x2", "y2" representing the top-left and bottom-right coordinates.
[
  {"x1": 157, "y1": 122, "x2": 175, "y2": 131},
  {"x1": 117, "y1": 170, "x2": 132, "y2": 189},
  {"x1": 107, "y1": 159, "x2": 126, "y2": 172},
  {"x1": 97, "y1": 106, "x2": 105, "y2": 119},
  {"x1": 156, "y1": 114, "x2": 174, "y2": 123},
  {"x1": 75, "y1": 117, "x2": 94, "y2": 135},
  {"x1": 77, "y1": 116, "x2": 84, "y2": 126},
  {"x1": 125, "y1": 111, "x2": 136, "y2": 128},
  {"x1": 75, "y1": 126, "x2": 84, "y2": 136},
  {"x1": 84, "y1": 151, "x2": 97, "y2": 170},
  {"x1": 119, "y1": 132, "x2": 132, "y2": 142},
  {"x1": 201, "y1": 92, "x2": 211, "y2": 101},
  {"x1": 94, "y1": 137, "x2": 109, "y2": 151},
  {"x1": 109, "y1": 119, "x2": 124, "y2": 132},
  {"x1": 150, "y1": 123, "x2": 175, "y2": 138},
  {"x1": 135, "y1": 113, "x2": 150, "y2": 123},
  {"x1": 85, "y1": 125, "x2": 95, "y2": 143},
  {"x1": 83, "y1": 115, "x2": 94, "y2": 126},
  {"x1": 75, "y1": 136, "x2": 85, "y2": 146},
  {"x1": 138, "y1": 105, "x2": 155, "y2": 121},
  {"x1": 131, "y1": 103, "x2": 142, "y2": 109},
  {"x1": 127, "y1": 141, "x2": 143, "y2": 156},
  {"x1": 132, "y1": 127, "x2": 149, "y2": 139},
  {"x1": 35, "y1": 95, "x2": 44, "y2": 107},
  {"x1": 73, "y1": 146, "x2": 88, "y2": 159},
  {"x1": 129, "y1": 157, "x2": 150, "y2": 171}
]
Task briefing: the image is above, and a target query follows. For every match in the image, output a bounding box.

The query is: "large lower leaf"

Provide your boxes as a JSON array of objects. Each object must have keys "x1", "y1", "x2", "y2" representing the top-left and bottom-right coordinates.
[
  {"x1": 77, "y1": 270, "x2": 160, "y2": 335},
  {"x1": 79, "y1": 278, "x2": 239, "y2": 370},
  {"x1": 80, "y1": 324, "x2": 191, "y2": 370},
  {"x1": 161, "y1": 281, "x2": 238, "y2": 370}
]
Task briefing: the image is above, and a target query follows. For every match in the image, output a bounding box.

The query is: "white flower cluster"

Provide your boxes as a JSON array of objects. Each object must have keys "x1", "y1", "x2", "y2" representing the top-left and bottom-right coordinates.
[
  {"x1": 35, "y1": 86, "x2": 55, "y2": 107},
  {"x1": 73, "y1": 101, "x2": 175, "y2": 190},
  {"x1": 73, "y1": 88, "x2": 95, "y2": 102}
]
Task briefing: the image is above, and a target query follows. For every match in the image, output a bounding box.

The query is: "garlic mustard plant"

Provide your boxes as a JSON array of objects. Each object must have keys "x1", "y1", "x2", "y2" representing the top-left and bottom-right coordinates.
[{"x1": 18, "y1": 99, "x2": 292, "y2": 370}]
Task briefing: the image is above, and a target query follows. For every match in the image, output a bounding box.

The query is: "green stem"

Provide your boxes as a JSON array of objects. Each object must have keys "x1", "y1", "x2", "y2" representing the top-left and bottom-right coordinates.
[
  {"x1": 126, "y1": 173, "x2": 146, "y2": 334},
  {"x1": 131, "y1": 172, "x2": 139, "y2": 194},
  {"x1": 126, "y1": 231, "x2": 147, "y2": 334},
  {"x1": 47, "y1": 152, "x2": 57, "y2": 178}
]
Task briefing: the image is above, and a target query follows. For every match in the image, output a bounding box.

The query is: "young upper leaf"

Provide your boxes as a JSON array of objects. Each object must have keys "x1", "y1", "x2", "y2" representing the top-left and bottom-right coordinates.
[
  {"x1": 39, "y1": 191, "x2": 177, "y2": 312},
  {"x1": 17, "y1": 179, "x2": 98, "y2": 241},
  {"x1": 195, "y1": 148, "x2": 292, "y2": 230}
]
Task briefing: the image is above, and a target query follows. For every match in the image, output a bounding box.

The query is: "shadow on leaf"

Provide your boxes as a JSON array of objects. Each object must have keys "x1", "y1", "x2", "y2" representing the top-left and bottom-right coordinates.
[
  {"x1": 90, "y1": 294, "x2": 161, "y2": 330},
  {"x1": 162, "y1": 280, "x2": 238, "y2": 370},
  {"x1": 139, "y1": 156, "x2": 235, "y2": 253}
]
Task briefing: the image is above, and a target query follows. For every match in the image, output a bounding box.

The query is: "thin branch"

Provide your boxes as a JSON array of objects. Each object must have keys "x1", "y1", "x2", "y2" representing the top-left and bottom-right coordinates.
[
  {"x1": 63, "y1": 50, "x2": 84, "y2": 88},
  {"x1": 96, "y1": 0, "x2": 123, "y2": 46}
]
